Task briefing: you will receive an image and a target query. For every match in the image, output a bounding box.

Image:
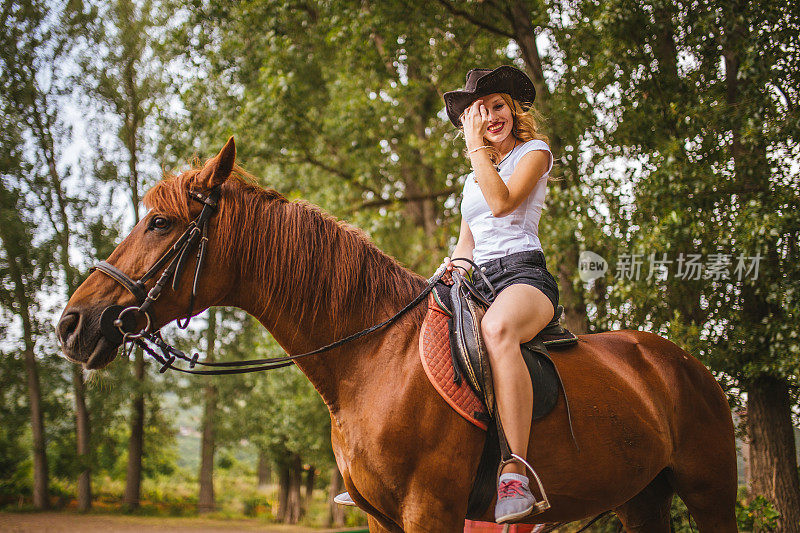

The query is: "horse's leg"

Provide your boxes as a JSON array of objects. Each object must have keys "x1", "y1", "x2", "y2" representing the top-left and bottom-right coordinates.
[
  {"x1": 669, "y1": 451, "x2": 738, "y2": 532},
  {"x1": 398, "y1": 484, "x2": 470, "y2": 532},
  {"x1": 367, "y1": 507, "x2": 462, "y2": 533},
  {"x1": 367, "y1": 515, "x2": 402, "y2": 533},
  {"x1": 665, "y1": 352, "x2": 738, "y2": 532},
  {"x1": 401, "y1": 507, "x2": 465, "y2": 533},
  {"x1": 613, "y1": 470, "x2": 673, "y2": 532}
]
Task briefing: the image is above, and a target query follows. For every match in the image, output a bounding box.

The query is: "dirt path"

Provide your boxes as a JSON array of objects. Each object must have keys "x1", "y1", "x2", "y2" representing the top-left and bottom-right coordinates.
[{"x1": 0, "y1": 512, "x2": 366, "y2": 532}]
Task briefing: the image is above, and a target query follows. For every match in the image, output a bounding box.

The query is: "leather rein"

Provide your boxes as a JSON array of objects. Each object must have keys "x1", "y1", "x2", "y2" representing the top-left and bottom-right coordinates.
[{"x1": 92, "y1": 186, "x2": 445, "y2": 375}]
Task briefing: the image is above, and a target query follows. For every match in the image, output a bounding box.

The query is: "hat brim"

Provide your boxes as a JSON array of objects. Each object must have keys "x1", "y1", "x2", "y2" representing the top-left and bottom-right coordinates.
[{"x1": 443, "y1": 66, "x2": 536, "y2": 127}]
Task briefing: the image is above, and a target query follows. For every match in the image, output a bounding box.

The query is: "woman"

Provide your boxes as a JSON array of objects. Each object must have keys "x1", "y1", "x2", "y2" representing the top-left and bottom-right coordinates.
[
  {"x1": 335, "y1": 65, "x2": 558, "y2": 524},
  {"x1": 444, "y1": 65, "x2": 559, "y2": 524}
]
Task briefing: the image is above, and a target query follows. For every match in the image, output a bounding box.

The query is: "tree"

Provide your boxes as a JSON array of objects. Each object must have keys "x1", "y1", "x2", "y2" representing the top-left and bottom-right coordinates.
[
  {"x1": 0, "y1": 179, "x2": 51, "y2": 509},
  {"x1": 0, "y1": 0, "x2": 98, "y2": 510},
  {"x1": 162, "y1": 0, "x2": 508, "y2": 275},
  {"x1": 425, "y1": 0, "x2": 598, "y2": 333},
  {"x1": 560, "y1": 0, "x2": 800, "y2": 527},
  {"x1": 78, "y1": 0, "x2": 168, "y2": 509},
  {"x1": 205, "y1": 313, "x2": 333, "y2": 524},
  {"x1": 197, "y1": 309, "x2": 218, "y2": 513}
]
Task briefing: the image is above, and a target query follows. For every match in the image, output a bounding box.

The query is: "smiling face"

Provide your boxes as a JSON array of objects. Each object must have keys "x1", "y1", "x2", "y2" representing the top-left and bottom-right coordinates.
[{"x1": 481, "y1": 93, "x2": 515, "y2": 145}]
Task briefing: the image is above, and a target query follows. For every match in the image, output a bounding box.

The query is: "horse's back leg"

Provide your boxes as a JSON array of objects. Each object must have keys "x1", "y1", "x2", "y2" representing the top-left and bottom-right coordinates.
[
  {"x1": 667, "y1": 360, "x2": 738, "y2": 531},
  {"x1": 670, "y1": 450, "x2": 738, "y2": 532},
  {"x1": 614, "y1": 470, "x2": 673, "y2": 533},
  {"x1": 635, "y1": 330, "x2": 738, "y2": 532}
]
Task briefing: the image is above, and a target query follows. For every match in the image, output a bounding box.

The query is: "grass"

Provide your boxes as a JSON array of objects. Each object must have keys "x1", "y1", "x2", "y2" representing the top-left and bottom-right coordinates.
[{"x1": 4, "y1": 465, "x2": 367, "y2": 529}]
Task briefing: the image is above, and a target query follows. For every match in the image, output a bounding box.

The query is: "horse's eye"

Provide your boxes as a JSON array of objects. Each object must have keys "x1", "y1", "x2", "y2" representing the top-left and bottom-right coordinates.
[{"x1": 150, "y1": 216, "x2": 171, "y2": 231}]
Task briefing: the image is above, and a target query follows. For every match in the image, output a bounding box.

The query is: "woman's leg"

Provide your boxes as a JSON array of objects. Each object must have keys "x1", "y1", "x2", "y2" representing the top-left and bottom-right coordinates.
[{"x1": 480, "y1": 283, "x2": 555, "y2": 476}]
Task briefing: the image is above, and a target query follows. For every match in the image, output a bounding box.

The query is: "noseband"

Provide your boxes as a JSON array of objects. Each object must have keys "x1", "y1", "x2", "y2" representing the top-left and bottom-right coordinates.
[{"x1": 90, "y1": 184, "x2": 445, "y2": 375}]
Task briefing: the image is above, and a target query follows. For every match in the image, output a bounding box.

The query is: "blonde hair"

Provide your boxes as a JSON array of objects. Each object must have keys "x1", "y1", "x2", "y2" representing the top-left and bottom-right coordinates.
[{"x1": 465, "y1": 93, "x2": 550, "y2": 167}]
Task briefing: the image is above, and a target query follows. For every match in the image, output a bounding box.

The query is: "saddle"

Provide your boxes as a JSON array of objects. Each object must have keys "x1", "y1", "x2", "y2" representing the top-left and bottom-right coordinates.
[
  {"x1": 434, "y1": 260, "x2": 578, "y2": 520},
  {"x1": 445, "y1": 268, "x2": 577, "y2": 420}
]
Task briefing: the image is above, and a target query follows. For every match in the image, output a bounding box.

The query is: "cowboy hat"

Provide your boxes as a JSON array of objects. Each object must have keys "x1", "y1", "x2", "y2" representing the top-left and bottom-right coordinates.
[{"x1": 443, "y1": 65, "x2": 536, "y2": 127}]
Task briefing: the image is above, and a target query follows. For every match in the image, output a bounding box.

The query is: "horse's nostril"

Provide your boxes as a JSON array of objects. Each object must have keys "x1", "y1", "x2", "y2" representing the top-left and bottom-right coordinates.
[{"x1": 57, "y1": 312, "x2": 79, "y2": 346}]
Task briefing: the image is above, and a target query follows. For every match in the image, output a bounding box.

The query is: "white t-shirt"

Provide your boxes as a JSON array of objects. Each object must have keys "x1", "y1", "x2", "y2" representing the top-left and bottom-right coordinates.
[{"x1": 460, "y1": 139, "x2": 553, "y2": 265}]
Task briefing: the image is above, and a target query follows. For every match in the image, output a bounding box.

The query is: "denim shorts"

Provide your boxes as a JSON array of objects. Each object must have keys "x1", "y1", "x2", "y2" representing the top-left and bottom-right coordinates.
[{"x1": 471, "y1": 250, "x2": 560, "y2": 319}]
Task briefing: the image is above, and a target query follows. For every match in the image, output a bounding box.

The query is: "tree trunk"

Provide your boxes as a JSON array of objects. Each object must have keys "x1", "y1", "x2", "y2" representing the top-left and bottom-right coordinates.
[
  {"x1": 499, "y1": 3, "x2": 590, "y2": 333},
  {"x1": 277, "y1": 461, "x2": 291, "y2": 522},
  {"x1": 508, "y1": 0, "x2": 549, "y2": 105},
  {"x1": 73, "y1": 366, "x2": 91, "y2": 511},
  {"x1": 257, "y1": 451, "x2": 271, "y2": 488},
  {"x1": 3, "y1": 238, "x2": 49, "y2": 510},
  {"x1": 558, "y1": 244, "x2": 588, "y2": 334},
  {"x1": 286, "y1": 455, "x2": 304, "y2": 524},
  {"x1": 302, "y1": 465, "x2": 315, "y2": 512},
  {"x1": 721, "y1": 9, "x2": 800, "y2": 529},
  {"x1": 31, "y1": 96, "x2": 94, "y2": 514},
  {"x1": 121, "y1": 55, "x2": 144, "y2": 512},
  {"x1": 123, "y1": 347, "x2": 145, "y2": 511},
  {"x1": 198, "y1": 310, "x2": 218, "y2": 513},
  {"x1": 23, "y1": 340, "x2": 49, "y2": 510},
  {"x1": 327, "y1": 466, "x2": 346, "y2": 527},
  {"x1": 591, "y1": 274, "x2": 608, "y2": 332},
  {"x1": 746, "y1": 375, "x2": 800, "y2": 532}
]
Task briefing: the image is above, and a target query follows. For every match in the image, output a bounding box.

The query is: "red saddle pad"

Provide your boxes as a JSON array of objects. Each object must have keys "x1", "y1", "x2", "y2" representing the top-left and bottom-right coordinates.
[{"x1": 419, "y1": 293, "x2": 489, "y2": 430}]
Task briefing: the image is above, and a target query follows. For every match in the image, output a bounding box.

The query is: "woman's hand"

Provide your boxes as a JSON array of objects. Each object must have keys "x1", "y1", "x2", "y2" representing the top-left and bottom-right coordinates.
[
  {"x1": 461, "y1": 99, "x2": 488, "y2": 151},
  {"x1": 441, "y1": 256, "x2": 454, "y2": 273}
]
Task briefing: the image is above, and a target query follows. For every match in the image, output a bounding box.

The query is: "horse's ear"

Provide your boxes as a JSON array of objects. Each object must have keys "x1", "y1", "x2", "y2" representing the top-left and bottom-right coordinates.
[{"x1": 194, "y1": 136, "x2": 236, "y2": 190}]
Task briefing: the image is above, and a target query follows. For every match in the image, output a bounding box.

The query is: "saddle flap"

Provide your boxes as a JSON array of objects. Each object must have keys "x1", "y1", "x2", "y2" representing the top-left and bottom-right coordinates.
[
  {"x1": 520, "y1": 339, "x2": 559, "y2": 418},
  {"x1": 450, "y1": 271, "x2": 496, "y2": 416},
  {"x1": 465, "y1": 294, "x2": 495, "y2": 414},
  {"x1": 448, "y1": 269, "x2": 573, "y2": 419}
]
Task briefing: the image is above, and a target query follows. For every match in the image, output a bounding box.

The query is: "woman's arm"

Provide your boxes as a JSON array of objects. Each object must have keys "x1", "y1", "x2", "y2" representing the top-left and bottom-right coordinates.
[
  {"x1": 462, "y1": 99, "x2": 551, "y2": 217},
  {"x1": 470, "y1": 149, "x2": 550, "y2": 217},
  {"x1": 442, "y1": 218, "x2": 475, "y2": 273},
  {"x1": 451, "y1": 218, "x2": 475, "y2": 263}
]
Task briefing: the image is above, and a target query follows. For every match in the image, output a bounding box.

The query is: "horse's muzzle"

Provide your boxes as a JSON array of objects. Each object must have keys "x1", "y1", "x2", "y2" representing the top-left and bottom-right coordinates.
[{"x1": 57, "y1": 305, "x2": 121, "y2": 369}]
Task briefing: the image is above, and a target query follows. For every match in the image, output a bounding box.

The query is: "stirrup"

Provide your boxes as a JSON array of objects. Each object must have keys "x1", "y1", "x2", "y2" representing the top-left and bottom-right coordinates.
[{"x1": 497, "y1": 453, "x2": 550, "y2": 515}]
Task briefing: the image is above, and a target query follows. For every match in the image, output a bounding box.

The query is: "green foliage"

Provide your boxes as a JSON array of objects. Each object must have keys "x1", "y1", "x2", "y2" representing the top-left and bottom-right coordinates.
[
  {"x1": 0, "y1": 345, "x2": 30, "y2": 500},
  {"x1": 219, "y1": 315, "x2": 333, "y2": 471},
  {"x1": 0, "y1": 423, "x2": 31, "y2": 499},
  {"x1": 80, "y1": 362, "x2": 180, "y2": 480},
  {"x1": 555, "y1": 0, "x2": 800, "y2": 393},
  {"x1": 736, "y1": 495, "x2": 781, "y2": 532},
  {"x1": 160, "y1": 0, "x2": 513, "y2": 273},
  {"x1": 3, "y1": 0, "x2": 800, "y2": 522}
]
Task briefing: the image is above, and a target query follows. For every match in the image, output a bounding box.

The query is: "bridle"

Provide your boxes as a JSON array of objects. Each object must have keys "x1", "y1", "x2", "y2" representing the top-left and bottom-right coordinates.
[
  {"x1": 94, "y1": 187, "x2": 220, "y2": 342},
  {"x1": 92, "y1": 185, "x2": 444, "y2": 375}
]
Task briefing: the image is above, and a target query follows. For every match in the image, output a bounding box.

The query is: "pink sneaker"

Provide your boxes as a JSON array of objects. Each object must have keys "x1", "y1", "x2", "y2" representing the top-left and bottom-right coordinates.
[{"x1": 495, "y1": 473, "x2": 550, "y2": 523}]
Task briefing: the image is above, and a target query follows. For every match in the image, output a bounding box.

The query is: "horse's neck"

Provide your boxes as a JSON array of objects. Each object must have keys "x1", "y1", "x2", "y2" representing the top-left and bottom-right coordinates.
[
  {"x1": 224, "y1": 201, "x2": 424, "y2": 410},
  {"x1": 232, "y1": 270, "x2": 420, "y2": 411}
]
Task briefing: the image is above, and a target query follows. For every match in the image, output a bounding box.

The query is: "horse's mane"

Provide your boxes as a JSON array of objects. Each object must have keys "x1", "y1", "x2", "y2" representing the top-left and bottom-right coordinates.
[{"x1": 144, "y1": 164, "x2": 427, "y2": 338}]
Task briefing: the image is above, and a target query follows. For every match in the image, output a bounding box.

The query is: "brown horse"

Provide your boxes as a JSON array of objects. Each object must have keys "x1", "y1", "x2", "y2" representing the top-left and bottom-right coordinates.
[{"x1": 58, "y1": 138, "x2": 738, "y2": 532}]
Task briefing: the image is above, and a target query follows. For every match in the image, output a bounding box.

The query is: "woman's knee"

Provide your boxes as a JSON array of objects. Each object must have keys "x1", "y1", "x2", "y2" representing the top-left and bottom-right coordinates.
[{"x1": 481, "y1": 314, "x2": 512, "y2": 347}]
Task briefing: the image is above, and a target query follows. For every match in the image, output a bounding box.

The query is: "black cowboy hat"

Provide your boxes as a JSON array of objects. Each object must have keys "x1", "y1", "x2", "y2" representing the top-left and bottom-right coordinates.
[{"x1": 443, "y1": 65, "x2": 536, "y2": 127}]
